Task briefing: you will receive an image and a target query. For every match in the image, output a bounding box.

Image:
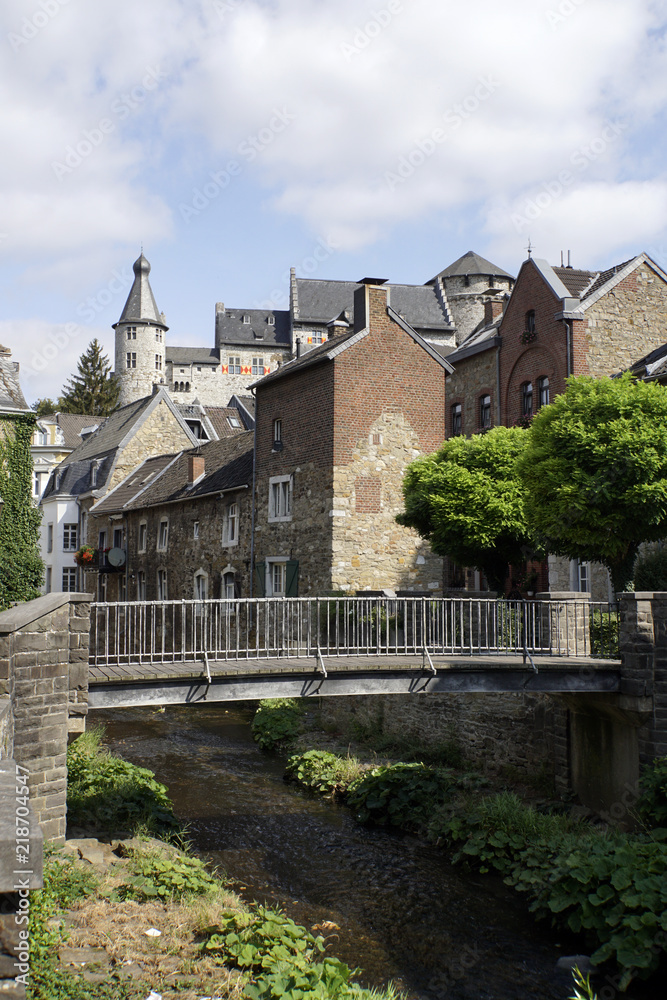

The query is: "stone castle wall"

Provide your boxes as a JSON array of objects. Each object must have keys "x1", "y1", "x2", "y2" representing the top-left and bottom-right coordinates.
[
  {"x1": 445, "y1": 346, "x2": 499, "y2": 438},
  {"x1": 115, "y1": 322, "x2": 166, "y2": 407},
  {"x1": 107, "y1": 398, "x2": 194, "y2": 491},
  {"x1": 444, "y1": 273, "x2": 513, "y2": 345}
]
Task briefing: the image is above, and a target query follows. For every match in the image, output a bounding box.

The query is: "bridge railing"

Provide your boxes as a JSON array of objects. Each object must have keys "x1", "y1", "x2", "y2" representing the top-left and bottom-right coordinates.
[{"x1": 88, "y1": 596, "x2": 619, "y2": 666}]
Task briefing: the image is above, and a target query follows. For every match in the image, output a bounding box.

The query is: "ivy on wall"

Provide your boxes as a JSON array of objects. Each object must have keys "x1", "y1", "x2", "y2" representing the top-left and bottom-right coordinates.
[{"x1": 0, "y1": 415, "x2": 43, "y2": 610}]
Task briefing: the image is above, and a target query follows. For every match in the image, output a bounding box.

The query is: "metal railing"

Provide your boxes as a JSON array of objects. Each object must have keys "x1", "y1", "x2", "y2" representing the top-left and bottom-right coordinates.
[{"x1": 88, "y1": 596, "x2": 620, "y2": 667}]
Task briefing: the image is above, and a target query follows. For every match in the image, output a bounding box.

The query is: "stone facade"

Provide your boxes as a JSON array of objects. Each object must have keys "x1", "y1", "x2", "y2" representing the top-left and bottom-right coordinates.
[
  {"x1": 548, "y1": 555, "x2": 612, "y2": 603},
  {"x1": 167, "y1": 348, "x2": 282, "y2": 404},
  {"x1": 115, "y1": 320, "x2": 167, "y2": 407},
  {"x1": 253, "y1": 282, "x2": 449, "y2": 596},
  {"x1": 444, "y1": 273, "x2": 513, "y2": 346},
  {"x1": 445, "y1": 344, "x2": 499, "y2": 437},
  {"x1": 0, "y1": 594, "x2": 90, "y2": 843},
  {"x1": 106, "y1": 397, "x2": 194, "y2": 492}
]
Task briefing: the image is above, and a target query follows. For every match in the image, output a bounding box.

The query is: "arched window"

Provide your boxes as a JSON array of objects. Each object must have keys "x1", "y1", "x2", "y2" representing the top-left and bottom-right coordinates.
[
  {"x1": 222, "y1": 571, "x2": 236, "y2": 600},
  {"x1": 479, "y1": 394, "x2": 491, "y2": 430},
  {"x1": 538, "y1": 376, "x2": 550, "y2": 408},
  {"x1": 521, "y1": 382, "x2": 533, "y2": 416},
  {"x1": 185, "y1": 382, "x2": 190, "y2": 391},
  {"x1": 194, "y1": 570, "x2": 208, "y2": 602},
  {"x1": 174, "y1": 382, "x2": 179, "y2": 391}
]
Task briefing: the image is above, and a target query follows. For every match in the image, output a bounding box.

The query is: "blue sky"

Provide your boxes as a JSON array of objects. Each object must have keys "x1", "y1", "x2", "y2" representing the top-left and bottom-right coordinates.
[{"x1": 2, "y1": 0, "x2": 667, "y2": 403}]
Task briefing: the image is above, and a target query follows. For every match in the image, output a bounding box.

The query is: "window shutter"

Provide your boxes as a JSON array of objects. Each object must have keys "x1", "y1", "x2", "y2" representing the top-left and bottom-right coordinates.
[
  {"x1": 254, "y1": 561, "x2": 266, "y2": 597},
  {"x1": 285, "y1": 560, "x2": 299, "y2": 597}
]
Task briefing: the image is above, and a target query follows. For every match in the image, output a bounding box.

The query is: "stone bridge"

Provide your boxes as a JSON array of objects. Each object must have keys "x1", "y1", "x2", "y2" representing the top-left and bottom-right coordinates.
[{"x1": 0, "y1": 592, "x2": 665, "y2": 845}]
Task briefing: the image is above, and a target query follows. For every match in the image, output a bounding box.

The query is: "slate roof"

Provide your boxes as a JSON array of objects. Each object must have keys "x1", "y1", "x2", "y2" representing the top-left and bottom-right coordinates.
[
  {"x1": 91, "y1": 433, "x2": 254, "y2": 515},
  {"x1": 167, "y1": 347, "x2": 220, "y2": 366},
  {"x1": 114, "y1": 254, "x2": 165, "y2": 327},
  {"x1": 60, "y1": 396, "x2": 155, "y2": 464},
  {"x1": 445, "y1": 318, "x2": 502, "y2": 364},
  {"x1": 0, "y1": 351, "x2": 29, "y2": 413},
  {"x1": 427, "y1": 250, "x2": 514, "y2": 284},
  {"x1": 293, "y1": 279, "x2": 451, "y2": 330},
  {"x1": 36, "y1": 413, "x2": 98, "y2": 449},
  {"x1": 41, "y1": 453, "x2": 115, "y2": 500},
  {"x1": 621, "y1": 341, "x2": 667, "y2": 381},
  {"x1": 215, "y1": 308, "x2": 291, "y2": 348}
]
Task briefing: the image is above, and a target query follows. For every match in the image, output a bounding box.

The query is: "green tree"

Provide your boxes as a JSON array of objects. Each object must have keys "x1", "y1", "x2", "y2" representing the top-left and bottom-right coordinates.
[
  {"x1": 516, "y1": 374, "x2": 667, "y2": 594},
  {"x1": 0, "y1": 415, "x2": 43, "y2": 610},
  {"x1": 32, "y1": 397, "x2": 59, "y2": 417},
  {"x1": 396, "y1": 426, "x2": 533, "y2": 594},
  {"x1": 59, "y1": 339, "x2": 119, "y2": 416}
]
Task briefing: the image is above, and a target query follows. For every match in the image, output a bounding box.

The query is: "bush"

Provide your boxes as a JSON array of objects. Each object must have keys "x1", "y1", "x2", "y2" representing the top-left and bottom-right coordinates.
[
  {"x1": 634, "y1": 546, "x2": 667, "y2": 591},
  {"x1": 67, "y1": 727, "x2": 179, "y2": 836},
  {"x1": 346, "y1": 763, "x2": 454, "y2": 831},
  {"x1": 252, "y1": 699, "x2": 305, "y2": 751},
  {"x1": 589, "y1": 610, "x2": 620, "y2": 658},
  {"x1": 637, "y1": 755, "x2": 667, "y2": 828},
  {"x1": 285, "y1": 750, "x2": 363, "y2": 796},
  {"x1": 114, "y1": 850, "x2": 219, "y2": 902}
]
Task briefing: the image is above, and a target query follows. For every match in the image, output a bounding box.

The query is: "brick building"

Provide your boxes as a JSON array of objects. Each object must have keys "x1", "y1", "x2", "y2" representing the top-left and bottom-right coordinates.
[
  {"x1": 251, "y1": 279, "x2": 453, "y2": 597},
  {"x1": 88, "y1": 433, "x2": 253, "y2": 602},
  {"x1": 445, "y1": 251, "x2": 667, "y2": 596}
]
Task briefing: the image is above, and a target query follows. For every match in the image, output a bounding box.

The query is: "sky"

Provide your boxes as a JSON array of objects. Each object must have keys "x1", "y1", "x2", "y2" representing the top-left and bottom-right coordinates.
[{"x1": 2, "y1": 0, "x2": 667, "y2": 404}]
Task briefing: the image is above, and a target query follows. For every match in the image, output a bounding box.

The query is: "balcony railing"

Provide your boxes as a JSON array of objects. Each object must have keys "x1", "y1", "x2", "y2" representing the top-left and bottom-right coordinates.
[{"x1": 88, "y1": 596, "x2": 620, "y2": 668}]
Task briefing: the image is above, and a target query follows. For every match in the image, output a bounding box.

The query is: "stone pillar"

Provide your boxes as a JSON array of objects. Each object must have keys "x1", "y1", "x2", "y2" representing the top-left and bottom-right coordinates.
[
  {"x1": 536, "y1": 592, "x2": 591, "y2": 656},
  {"x1": 618, "y1": 591, "x2": 667, "y2": 765},
  {"x1": 0, "y1": 595, "x2": 90, "y2": 844}
]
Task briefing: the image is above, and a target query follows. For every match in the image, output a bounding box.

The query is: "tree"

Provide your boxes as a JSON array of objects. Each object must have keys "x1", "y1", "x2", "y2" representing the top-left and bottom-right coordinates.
[
  {"x1": 0, "y1": 415, "x2": 43, "y2": 610},
  {"x1": 32, "y1": 397, "x2": 59, "y2": 417},
  {"x1": 396, "y1": 426, "x2": 533, "y2": 594},
  {"x1": 59, "y1": 339, "x2": 119, "y2": 416},
  {"x1": 516, "y1": 375, "x2": 667, "y2": 594}
]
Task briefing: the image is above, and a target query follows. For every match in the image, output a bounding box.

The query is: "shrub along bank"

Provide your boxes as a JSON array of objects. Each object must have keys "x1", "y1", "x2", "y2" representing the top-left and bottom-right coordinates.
[
  {"x1": 27, "y1": 727, "x2": 402, "y2": 1000},
  {"x1": 284, "y1": 747, "x2": 667, "y2": 993}
]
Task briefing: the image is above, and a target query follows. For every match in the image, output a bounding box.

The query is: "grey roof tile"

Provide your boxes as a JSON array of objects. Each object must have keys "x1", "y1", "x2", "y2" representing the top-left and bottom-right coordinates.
[
  {"x1": 167, "y1": 347, "x2": 220, "y2": 365},
  {"x1": 89, "y1": 454, "x2": 180, "y2": 514},
  {"x1": 427, "y1": 250, "x2": 514, "y2": 283},
  {"x1": 294, "y1": 279, "x2": 451, "y2": 330},
  {"x1": 0, "y1": 353, "x2": 29, "y2": 413},
  {"x1": 115, "y1": 254, "x2": 165, "y2": 326},
  {"x1": 215, "y1": 308, "x2": 291, "y2": 348}
]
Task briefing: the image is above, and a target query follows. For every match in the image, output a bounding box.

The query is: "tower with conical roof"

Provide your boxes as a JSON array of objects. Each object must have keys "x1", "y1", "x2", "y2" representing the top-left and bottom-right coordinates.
[
  {"x1": 426, "y1": 250, "x2": 514, "y2": 345},
  {"x1": 113, "y1": 253, "x2": 168, "y2": 406}
]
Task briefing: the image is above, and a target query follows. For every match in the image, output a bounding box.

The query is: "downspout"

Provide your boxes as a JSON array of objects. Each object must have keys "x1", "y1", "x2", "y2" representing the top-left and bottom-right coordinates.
[
  {"x1": 564, "y1": 319, "x2": 572, "y2": 377},
  {"x1": 495, "y1": 342, "x2": 501, "y2": 426},
  {"x1": 249, "y1": 386, "x2": 257, "y2": 598}
]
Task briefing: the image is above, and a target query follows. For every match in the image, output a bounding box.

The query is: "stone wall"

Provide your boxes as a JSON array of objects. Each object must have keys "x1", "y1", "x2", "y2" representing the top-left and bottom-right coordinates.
[
  {"x1": 548, "y1": 555, "x2": 612, "y2": 603},
  {"x1": 445, "y1": 346, "x2": 499, "y2": 438},
  {"x1": 0, "y1": 595, "x2": 90, "y2": 843},
  {"x1": 167, "y1": 346, "x2": 286, "y2": 405},
  {"x1": 584, "y1": 261, "x2": 667, "y2": 376},
  {"x1": 321, "y1": 691, "x2": 558, "y2": 782},
  {"x1": 115, "y1": 321, "x2": 166, "y2": 407},
  {"x1": 443, "y1": 273, "x2": 513, "y2": 345},
  {"x1": 108, "y1": 397, "x2": 194, "y2": 490}
]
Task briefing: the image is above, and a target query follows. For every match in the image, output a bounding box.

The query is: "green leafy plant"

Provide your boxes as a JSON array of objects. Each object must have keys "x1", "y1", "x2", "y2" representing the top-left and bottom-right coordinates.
[
  {"x1": 634, "y1": 545, "x2": 667, "y2": 591},
  {"x1": 346, "y1": 763, "x2": 454, "y2": 830},
  {"x1": 114, "y1": 850, "x2": 218, "y2": 902},
  {"x1": 204, "y1": 906, "x2": 326, "y2": 970},
  {"x1": 570, "y1": 966, "x2": 598, "y2": 1000},
  {"x1": 0, "y1": 414, "x2": 43, "y2": 610},
  {"x1": 252, "y1": 698, "x2": 305, "y2": 751},
  {"x1": 637, "y1": 755, "x2": 667, "y2": 828},
  {"x1": 285, "y1": 750, "x2": 363, "y2": 796},
  {"x1": 589, "y1": 610, "x2": 620, "y2": 658},
  {"x1": 67, "y1": 727, "x2": 179, "y2": 836}
]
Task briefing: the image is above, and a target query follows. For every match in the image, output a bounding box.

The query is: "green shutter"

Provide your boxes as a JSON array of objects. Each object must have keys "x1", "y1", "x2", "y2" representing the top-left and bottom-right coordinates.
[
  {"x1": 285, "y1": 560, "x2": 299, "y2": 597},
  {"x1": 254, "y1": 561, "x2": 266, "y2": 597}
]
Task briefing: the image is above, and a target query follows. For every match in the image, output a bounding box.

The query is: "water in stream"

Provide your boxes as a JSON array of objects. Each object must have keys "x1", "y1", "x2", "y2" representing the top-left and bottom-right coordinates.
[{"x1": 94, "y1": 704, "x2": 657, "y2": 1000}]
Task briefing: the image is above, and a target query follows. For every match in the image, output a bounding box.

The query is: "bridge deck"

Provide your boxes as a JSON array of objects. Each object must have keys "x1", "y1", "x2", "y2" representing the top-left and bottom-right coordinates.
[{"x1": 88, "y1": 654, "x2": 621, "y2": 709}]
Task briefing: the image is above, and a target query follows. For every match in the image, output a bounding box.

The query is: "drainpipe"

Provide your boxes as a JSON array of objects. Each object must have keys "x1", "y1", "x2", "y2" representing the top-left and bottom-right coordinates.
[
  {"x1": 249, "y1": 386, "x2": 257, "y2": 599},
  {"x1": 564, "y1": 319, "x2": 572, "y2": 377},
  {"x1": 495, "y1": 343, "x2": 501, "y2": 426}
]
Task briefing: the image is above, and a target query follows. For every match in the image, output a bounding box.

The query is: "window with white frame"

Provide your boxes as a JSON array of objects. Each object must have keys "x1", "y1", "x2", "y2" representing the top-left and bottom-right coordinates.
[
  {"x1": 136, "y1": 571, "x2": 146, "y2": 601},
  {"x1": 252, "y1": 357, "x2": 264, "y2": 375},
  {"x1": 155, "y1": 331, "x2": 162, "y2": 342},
  {"x1": 155, "y1": 354, "x2": 162, "y2": 371},
  {"x1": 63, "y1": 524, "x2": 78, "y2": 551},
  {"x1": 267, "y1": 315, "x2": 275, "y2": 326},
  {"x1": 577, "y1": 560, "x2": 590, "y2": 593},
  {"x1": 113, "y1": 527, "x2": 124, "y2": 549},
  {"x1": 157, "y1": 519, "x2": 168, "y2": 551},
  {"x1": 98, "y1": 529, "x2": 107, "y2": 551},
  {"x1": 32, "y1": 471, "x2": 41, "y2": 497},
  {"x1": 268, "y1": 475, "x2": 292, "y2": 521},
  {"x1": 157, "y1": 569, "x2": 168, "y2": 600},
  {"x1": 268, "y1": 560, "x2": 287, "y2": 596},
  {"x1": 194, "y1": 571, "x2": 208, "y2": 602},
  {"x1": 138, "y1": 522, "x2": 147, "y2": 552},
  {"x1": 222, "y1": 503, "x2": 239, "y2": 545},
  {"x1": 126, "y1": 352, "x2": 136, "y2": 369},
  {"x1": 35, "y1": 427, "x2": 48, "y2": 446},
  {"x1": 47, "y1": 523, "x2": 53, "y2": 553},
  {"x1": 272, "y1": 419, "x2": 282, "y2": 448},
  {"x1": 228, "y1": 356, "x2": 241, "y2": 374},
  {"x1": 193, "y1": 521, "x2": 199, "y2": 540},
  {"x1": 222, "y1": 570, "x2": 236, "y2": 600}
]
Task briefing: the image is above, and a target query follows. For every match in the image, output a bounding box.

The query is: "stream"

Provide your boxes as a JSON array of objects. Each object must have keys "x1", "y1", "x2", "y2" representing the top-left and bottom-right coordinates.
[{"x1": 94, "y1": 703, "x2": 657, "y2": 1000}]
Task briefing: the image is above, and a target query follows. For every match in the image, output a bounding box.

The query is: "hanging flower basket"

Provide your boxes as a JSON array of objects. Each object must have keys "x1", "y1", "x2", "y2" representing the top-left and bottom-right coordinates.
[
  {"x1": 74, "y1": 545, "x2": 98, "y2": 567},
  {"x1": 520, "y1": 329, "x2": 537, "y2": 345}
]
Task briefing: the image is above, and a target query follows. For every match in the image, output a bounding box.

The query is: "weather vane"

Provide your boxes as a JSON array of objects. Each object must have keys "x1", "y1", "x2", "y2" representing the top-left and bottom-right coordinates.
[{"x1": 525, "y1": 238, "x2": 534, "y2": 258}]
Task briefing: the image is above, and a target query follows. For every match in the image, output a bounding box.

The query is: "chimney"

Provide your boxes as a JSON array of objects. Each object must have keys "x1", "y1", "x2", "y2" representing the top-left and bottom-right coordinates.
[
  {"x1": 353, "y1": 278, "x2": 389, "y2": 334},
  {"x1": 484, "y1": 298, "x2": 504, "y2": 325},
  {"x1": 187, "y1": 453, "x2": 205, "y2": 484}
]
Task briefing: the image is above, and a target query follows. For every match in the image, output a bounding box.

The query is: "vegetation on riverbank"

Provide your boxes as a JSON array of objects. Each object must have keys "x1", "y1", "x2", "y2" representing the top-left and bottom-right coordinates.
[
  {"x1": 283, "y1": 743, "x2": 667, "y2": 993},
  {"x1": 28, "y1": 726, "x2": 403, "y2": 1000}
]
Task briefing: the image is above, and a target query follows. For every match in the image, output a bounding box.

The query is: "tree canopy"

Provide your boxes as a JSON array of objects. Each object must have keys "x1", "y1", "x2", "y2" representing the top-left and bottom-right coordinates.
[
  {"x1": 32, "y1": 397, "x2": 59, "y2": 417},
  {"x1": 397, "y1": 425, "x2": 533, "y2": 593},
  {"x1": 516, "y1": 374, "x2": 667, "y2": 593},
  {"x1": 59, "y1": 339, "x2": 119, "y2": 416}
]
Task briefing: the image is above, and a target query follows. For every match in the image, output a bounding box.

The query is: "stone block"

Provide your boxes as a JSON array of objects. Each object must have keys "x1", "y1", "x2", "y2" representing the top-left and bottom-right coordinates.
[
  {"x1": 11, "y1": 634, "x2": 47, "y2": 654},
  {"x1": 46, "y1": 632, "x2": 69, "y2": 651}
]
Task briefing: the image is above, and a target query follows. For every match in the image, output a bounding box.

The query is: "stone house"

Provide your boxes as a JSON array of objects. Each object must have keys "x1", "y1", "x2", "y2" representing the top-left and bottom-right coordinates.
[
  {"x1": 40, "y1": 388, "x2": 198, "y2": 596},
  {"x1": 87, "y1": 433, "x2": 254, "y2": 602},
  {"x1": 445, "y1": 251, "x2": 667, "y2": 597},
  {"x1": 251, "y1": 279, "x2": 453, "y2": 597}
]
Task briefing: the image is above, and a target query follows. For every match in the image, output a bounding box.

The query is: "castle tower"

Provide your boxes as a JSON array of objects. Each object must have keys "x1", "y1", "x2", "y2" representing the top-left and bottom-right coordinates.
[
  {"x1": 427, "y1": 251, "x2": 515, "y2": 345},
  {"x1": 113, "y1": 253, "x2": 168, "y2": 406}
]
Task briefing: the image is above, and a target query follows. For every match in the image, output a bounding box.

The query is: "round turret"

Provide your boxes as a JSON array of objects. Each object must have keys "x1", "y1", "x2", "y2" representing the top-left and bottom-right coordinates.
[{"x1": 113, "y1": 253, "x2": 168, "y2": 406}]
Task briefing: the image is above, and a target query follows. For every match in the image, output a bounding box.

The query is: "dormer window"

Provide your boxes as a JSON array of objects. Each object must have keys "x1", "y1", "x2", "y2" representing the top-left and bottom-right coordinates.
[
  {"x1": 228, "y1": 415, "x2": 241, "y2": 429},
  {"x1": 243, "y1": 314, "x2": 250, "y2": 324},
  {"x1": 267, "y1": 315, "x2": 275, "y2": 325},
  {"x1": 90, "y1": 460, "x2": 101, "y2": 487}
]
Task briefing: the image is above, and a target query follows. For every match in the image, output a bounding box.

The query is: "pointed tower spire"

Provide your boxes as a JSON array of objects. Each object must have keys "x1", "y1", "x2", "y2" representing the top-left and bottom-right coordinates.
[{"x1": 113, "y1": 252, "x2": 168, "y2": 406}]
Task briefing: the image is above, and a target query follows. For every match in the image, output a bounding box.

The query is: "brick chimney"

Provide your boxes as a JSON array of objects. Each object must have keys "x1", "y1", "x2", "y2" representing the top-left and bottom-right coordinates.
[
  {"x1": 353, "y1": 278, "x2": 389, "y2": 333},
  {"x1": 187, "y1": 453, "x2": 205, "y2": 484},
  {"x1": 484, "y1": 297, "x2": 504, "y2": 326}
]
